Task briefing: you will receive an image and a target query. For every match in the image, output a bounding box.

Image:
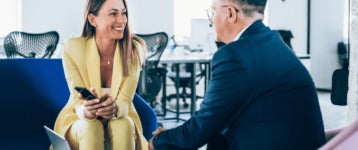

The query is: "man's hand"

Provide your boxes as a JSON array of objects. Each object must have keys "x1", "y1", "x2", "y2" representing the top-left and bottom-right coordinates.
[
  {"x1": 148, "y1": 127, "x2": 166, "y2": 150},
  {"x1": 153, "y1": 127, "x2": 166, "y2": 135},
  {"x1": 148, "y1": 137, "x2": 155, "y2": 150}
]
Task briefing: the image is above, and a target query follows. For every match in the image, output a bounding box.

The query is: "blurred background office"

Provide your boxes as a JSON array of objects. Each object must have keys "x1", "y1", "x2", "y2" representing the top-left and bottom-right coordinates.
[{"x1": 1, "y1": 0, "x2": 357, "y2": 135}]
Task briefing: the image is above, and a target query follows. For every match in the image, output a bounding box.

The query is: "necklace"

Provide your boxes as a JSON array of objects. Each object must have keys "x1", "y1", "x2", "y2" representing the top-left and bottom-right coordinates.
[{"x1": 99, "y1": 50, "x2": 115, "y2": 65}]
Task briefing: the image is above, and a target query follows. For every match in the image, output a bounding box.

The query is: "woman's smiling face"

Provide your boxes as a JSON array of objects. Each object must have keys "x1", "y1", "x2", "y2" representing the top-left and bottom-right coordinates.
[{"x1": 89, "y1": 0, "x2": 127, "y2": 40}]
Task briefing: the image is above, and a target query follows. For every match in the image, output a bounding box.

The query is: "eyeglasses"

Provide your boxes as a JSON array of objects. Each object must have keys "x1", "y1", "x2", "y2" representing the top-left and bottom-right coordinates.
[{"x1": 206, "y1": 5, "x2": 239, "y2": 21}]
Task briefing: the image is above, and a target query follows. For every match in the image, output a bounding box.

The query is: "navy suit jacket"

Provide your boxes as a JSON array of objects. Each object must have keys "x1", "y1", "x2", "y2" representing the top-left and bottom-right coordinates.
[{"x1": 153, "y1": 21, "x2": 326, "y2": 150}]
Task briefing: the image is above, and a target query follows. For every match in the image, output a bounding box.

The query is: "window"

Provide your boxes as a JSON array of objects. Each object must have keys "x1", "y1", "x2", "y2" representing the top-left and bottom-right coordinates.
[{"x1": 0, "y1": 0, "x2": 22, "y2": 37}]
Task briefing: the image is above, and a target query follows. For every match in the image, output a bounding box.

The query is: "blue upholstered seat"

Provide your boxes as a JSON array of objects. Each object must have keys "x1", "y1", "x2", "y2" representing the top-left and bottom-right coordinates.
[
  {"x1": 133, "y1": 93, "x2": 158, "y2": 140},
  {"x1": 0, "y1": 58, "x2": 157, "y2": 149}
]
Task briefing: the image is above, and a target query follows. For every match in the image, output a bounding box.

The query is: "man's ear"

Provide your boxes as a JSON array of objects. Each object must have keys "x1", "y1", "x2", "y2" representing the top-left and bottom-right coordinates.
[
  {"x1": 227, "y1": 7, "x2": 238, "y2": 23},
  {"x1": 88, "y1": 14, "x2": 97, "y2": 27}
]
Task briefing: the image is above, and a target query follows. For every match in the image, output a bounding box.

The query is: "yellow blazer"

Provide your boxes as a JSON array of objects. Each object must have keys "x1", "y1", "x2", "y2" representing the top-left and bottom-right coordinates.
[{"x1": 53, "y1": 36, "x2": 147, "y2": 149}]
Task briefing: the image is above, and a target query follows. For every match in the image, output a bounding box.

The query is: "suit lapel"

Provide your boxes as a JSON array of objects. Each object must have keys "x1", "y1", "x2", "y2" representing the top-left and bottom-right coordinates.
[
  {"x1": 111, "y1": 43, "x2": 123, "y2": 99},
  {"x1": 85, "y1": 37, "x2": 102, "y2": 95}
]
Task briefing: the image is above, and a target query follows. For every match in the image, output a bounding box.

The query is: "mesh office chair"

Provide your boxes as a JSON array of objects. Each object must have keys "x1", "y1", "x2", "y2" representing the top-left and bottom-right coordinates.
[
  {"x1": 3, "y1": 31, "x2": 59, "y2": 58},
  {"x1": 135, "y1": 32, "x2": 169, "y2": 107},
  {"x1": 331, "y1": 42, "x2": 349, "y2": 106}
]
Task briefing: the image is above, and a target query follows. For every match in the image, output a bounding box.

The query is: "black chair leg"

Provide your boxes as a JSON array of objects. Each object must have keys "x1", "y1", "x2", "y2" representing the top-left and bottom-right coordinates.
[{"x1": 182, "y1": 88, "x2": 189, "y2": 108}]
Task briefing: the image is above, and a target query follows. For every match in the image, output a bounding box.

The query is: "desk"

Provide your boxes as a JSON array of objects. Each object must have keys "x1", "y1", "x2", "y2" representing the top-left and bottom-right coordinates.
[{"x1": 159, "y1": 48, "x2": 213, "y2": 121}]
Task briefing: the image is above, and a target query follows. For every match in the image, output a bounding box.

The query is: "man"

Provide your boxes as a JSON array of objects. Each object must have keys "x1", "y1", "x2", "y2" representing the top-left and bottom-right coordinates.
[{"x1": 149, "y1": 0, "x2": 326, "y2": 149}]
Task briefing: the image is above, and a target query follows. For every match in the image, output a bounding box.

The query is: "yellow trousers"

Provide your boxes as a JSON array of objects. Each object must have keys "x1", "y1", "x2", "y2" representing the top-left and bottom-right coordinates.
[{"x1": 67, "y1": 116, "x2": 136, "y2": 150}]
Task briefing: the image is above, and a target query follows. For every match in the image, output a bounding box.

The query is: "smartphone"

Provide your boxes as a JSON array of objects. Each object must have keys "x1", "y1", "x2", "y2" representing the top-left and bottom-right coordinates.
[
  {"x1": 75, "y1": 86, "x2": 107, "y2": 119},
  {"x1": 74, "y1": 86, "x2": 97, "y2": 100}
]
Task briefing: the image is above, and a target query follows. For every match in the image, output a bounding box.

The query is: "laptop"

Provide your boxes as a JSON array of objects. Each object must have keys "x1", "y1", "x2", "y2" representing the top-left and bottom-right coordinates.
[{"x1": 44, "y1": 125, "x2": 71, "y2": 150}]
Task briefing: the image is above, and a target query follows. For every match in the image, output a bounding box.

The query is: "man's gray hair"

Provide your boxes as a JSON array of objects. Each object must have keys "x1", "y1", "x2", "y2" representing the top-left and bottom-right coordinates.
[{"x1": 231, "y1": 0, "x2": 267, "y2": 16}]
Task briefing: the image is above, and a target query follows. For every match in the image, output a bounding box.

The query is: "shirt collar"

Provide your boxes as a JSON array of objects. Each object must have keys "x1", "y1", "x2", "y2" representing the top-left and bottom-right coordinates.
[{"x1": 232, "y1": 22, "x2": 253, "y2": 42}]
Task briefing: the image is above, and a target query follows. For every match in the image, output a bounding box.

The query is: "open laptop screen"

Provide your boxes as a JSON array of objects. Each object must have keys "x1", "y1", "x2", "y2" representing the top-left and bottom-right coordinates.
[{"x1": 44, "y1": 125, "x2": 71, "y2": 150}]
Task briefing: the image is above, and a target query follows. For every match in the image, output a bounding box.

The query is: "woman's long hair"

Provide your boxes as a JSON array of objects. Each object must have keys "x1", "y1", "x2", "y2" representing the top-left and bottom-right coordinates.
[{"x1": 81, "y1": 0, "x2": 145, "y2": 76}]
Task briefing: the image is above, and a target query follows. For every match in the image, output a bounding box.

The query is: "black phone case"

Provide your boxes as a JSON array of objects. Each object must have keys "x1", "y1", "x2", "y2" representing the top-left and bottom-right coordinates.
[{"x1": 74, "y1": 86, "x2": 97, "y2": 100}]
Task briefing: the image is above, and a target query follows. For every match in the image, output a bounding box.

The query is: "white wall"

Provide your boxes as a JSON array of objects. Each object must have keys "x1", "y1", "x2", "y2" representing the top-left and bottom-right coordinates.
[
  {"x1": 21, "y1": 0, "x2": 173, "y2": 56},
  {"x1": 0, "y1": 0, "x2": 22, "y2": 37},
  {"x1": 22, "y1": 0, "x2": 86, "y2": 47},
  {"x1": 310, "y1": 0, "x2": 346, "y2": 89},
  {"x1": 127, "y1": 0, "x2": 173, "y2": 36},
  {"x1": 267, "y1": 0, "x2": 308, "y2": 55},
  {"x1": 268, "y1": 0, "x2": 347, "y2": 89}
]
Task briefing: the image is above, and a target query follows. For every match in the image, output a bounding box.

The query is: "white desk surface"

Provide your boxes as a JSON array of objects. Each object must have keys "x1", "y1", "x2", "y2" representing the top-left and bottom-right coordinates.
[
  {"x1": 160, "y1": 48, "x2": 214, "y2": 64},
  {"x1": 159, "y1": 48, "x2": 309, "y2": 63}
]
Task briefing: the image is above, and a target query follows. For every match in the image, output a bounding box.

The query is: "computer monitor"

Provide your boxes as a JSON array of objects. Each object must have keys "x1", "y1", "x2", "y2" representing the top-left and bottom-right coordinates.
[{"x1": 189, "y1": 19, "x2": 217, "y2": 53}]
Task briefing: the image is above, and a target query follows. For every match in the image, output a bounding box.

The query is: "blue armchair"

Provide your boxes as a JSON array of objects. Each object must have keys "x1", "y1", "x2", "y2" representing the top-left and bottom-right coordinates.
[
  {"x1": 0, "y1": 59, "x2": 157, "y2": 149},
  {"x1": 133, "y1": 93, "x2": 158, "y2": 140}
]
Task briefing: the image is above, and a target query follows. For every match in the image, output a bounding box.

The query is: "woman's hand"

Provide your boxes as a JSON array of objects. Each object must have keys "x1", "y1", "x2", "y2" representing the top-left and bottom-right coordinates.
[
  {"x1": 79, "y1": 88, "x2": 117, "y2": 120},
  {"x1": 80, "y1": 88, "x2": 101, "y2": 119},
  {"x1": 96, "y1": 93, "x2": 117, "y2": 119}
]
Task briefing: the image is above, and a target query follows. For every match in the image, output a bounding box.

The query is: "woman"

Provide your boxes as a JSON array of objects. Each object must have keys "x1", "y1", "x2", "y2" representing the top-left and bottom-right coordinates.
[{"x1": 53, "y1": 0, "x2": 147, "y2": 149}]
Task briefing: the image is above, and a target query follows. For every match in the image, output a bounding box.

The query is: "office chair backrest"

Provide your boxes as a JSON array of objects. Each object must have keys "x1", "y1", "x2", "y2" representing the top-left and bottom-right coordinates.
[
  {"x1": 136, "y1": 32, "x2": 168, "y2": 69},
  {"x1": 135, "y1": 32, "x2": 169, "y2": 105},
  {"x1": 331, "y1": 42, "x2": 349, "y2": 106},
  {"x1": 276, "y1": 30, "x2": 293, "y2": 49},
  {"x1": 4, "y1": 31, "x2": 59, "y2": 58}
]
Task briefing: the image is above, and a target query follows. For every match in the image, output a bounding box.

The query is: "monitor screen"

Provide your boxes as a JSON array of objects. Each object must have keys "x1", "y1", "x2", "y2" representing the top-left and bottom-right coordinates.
[{"x1": 189, "y1": 19, "x2": 217, "y2": 54}]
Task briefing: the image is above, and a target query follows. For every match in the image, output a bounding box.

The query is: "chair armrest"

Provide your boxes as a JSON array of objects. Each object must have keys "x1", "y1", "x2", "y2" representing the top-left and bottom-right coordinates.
[
  {"x1": 133, "y1": 93, "x2": 158, "y2": 140},
  {"x1": 325, "y1": 127, "x2": 345, "y2": 142}
]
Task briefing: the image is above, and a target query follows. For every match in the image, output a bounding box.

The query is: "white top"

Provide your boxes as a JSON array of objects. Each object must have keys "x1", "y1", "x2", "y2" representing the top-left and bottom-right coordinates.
[{"x1": 102, "y1": 88, "x2": 111, "y2": 95}]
